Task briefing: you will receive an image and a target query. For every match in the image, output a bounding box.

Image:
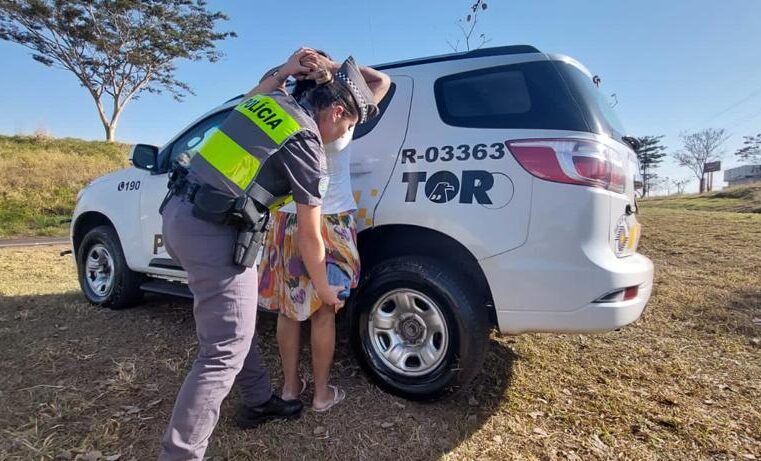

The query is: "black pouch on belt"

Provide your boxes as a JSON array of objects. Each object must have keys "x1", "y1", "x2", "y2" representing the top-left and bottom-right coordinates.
[{"x1": 191, "y1": 184, "x2": 237, "y2": 224}]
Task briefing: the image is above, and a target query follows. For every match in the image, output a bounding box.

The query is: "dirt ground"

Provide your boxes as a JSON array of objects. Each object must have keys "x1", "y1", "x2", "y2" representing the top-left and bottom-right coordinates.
[{"x1": 1, "y1": 207, "x2": 759, "y2": 461}]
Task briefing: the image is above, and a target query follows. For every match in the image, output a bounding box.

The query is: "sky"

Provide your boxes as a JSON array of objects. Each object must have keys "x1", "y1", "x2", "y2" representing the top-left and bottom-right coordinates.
[{"x1": 1, "y1": 0, "x2": 761, "y2": 193}]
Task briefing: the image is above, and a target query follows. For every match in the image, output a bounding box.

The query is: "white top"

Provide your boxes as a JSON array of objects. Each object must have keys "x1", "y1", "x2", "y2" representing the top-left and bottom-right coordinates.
[{"x1": 280, "y1": 147, "x2": 356, "y2": 214}]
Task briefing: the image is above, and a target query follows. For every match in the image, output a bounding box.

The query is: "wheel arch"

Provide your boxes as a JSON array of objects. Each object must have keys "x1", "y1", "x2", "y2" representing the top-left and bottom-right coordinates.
[
  {"x1": 73, "y1": 212, "x2": 115, "y2": 255},
  {"x1": 356, "y1": 224, "x2": 496, "y2": 325}
]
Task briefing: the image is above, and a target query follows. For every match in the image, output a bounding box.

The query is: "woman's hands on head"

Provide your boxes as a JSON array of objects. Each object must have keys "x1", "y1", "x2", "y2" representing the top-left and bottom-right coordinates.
[
  {"x1": 280, "y1": 48, "x2": 316, "y2": 79},
  {"x1": 281, "y1": 48, "x2": 338, "y2": 81},
  {"x1": 304, "y1": 52, "x2": 339, "y2": 78}
]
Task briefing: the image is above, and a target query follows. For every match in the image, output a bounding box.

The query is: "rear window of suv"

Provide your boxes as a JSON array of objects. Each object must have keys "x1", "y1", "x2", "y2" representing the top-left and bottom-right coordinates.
[
  {"x1": 556, "y1": 61, "x2": 626, "y2": 140},
  {"x1": 434, "y1": 60, "x2": 625, "y2": 140}
]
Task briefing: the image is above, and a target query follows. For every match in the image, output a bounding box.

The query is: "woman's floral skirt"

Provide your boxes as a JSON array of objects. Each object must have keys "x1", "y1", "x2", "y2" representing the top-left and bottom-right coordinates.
[{"x1": 258, "y1": 211, "x2": 360, "y2": 321}]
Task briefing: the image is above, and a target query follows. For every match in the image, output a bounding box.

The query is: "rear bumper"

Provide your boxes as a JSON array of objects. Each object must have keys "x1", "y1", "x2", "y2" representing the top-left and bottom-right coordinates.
[
  {"x1": 481, "y1": 250, "x2": 654, "y2": 335},
  {"x1": 478, "y1": 175, "x2": 655, "y2": 335},
  {"x1": 495, "y1": 276, "x2": 652, "y2": 334}
]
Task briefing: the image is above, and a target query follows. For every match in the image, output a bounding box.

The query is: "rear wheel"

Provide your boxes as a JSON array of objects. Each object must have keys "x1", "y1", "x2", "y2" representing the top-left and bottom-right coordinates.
[
  {"x1": 77, "y1": 225, "x2": 144, "y2": 309},
  {"x1": 350, "y1": 256, "x2": 490, "y2": 400}
]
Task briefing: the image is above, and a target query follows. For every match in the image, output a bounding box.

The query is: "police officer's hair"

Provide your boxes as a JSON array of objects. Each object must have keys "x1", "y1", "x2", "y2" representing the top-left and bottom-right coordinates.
[{"x1": 304, "y1": 80, "x2": 360, "y2": 121}]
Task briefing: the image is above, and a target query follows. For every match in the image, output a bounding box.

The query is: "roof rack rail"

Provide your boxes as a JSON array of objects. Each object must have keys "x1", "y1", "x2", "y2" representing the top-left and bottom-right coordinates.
[{"x1": 374, "y1": 45, "x2": 540, "y2": 71}]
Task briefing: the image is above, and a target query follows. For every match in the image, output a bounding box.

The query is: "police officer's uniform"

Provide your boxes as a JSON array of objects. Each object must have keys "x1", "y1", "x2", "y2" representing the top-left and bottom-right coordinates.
[{"x1": 158, "y1": 58, "x2": 378, "y2": 461}]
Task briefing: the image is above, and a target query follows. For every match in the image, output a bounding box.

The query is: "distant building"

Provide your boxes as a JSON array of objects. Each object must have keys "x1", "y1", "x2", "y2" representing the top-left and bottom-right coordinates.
[{"x1": 724, "y1": 165, "x2": 761, "y2": 187}]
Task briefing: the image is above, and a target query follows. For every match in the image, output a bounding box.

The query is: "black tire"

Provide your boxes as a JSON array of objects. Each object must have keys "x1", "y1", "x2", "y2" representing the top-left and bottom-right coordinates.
[
  {"x1": 76, "y1": 225, "x2": 144, "y2": 309},
  {"x1": 349, "y1": 256, "x2": 490, "y2": 400}
]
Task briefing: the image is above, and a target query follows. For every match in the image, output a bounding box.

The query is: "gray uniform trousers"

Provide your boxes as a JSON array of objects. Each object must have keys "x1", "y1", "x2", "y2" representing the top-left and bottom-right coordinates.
[{"x1": 158, "y1": 196, "x2": 272, "y2": 460}]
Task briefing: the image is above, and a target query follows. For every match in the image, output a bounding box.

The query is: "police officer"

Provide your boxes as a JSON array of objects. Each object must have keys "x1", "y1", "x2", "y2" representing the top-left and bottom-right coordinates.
[{"x1": 158, "y1": 48, "x2": 387, "y2": 460}]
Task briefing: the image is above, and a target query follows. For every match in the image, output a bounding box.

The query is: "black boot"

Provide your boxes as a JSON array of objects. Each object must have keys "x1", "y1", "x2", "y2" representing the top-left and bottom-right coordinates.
[{"x1": 235, "y1": 395, "x2": 303, "y2": 429}]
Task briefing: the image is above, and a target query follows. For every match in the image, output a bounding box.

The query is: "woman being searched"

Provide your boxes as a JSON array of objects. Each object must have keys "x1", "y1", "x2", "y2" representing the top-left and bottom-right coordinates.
[{"x1": 258, "y1": 52, "x2": 390, "y2": 412}]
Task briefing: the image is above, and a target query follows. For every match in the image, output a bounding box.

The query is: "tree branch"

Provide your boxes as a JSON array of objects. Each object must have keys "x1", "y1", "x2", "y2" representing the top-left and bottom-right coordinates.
[{"x1": 1, "y1": 0, "x2": 234, "y2": 140}]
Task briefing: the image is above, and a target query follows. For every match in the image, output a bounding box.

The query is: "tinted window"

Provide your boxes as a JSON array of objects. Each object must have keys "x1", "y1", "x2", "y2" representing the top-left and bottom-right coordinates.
[
  {"x1": 439, "y1": 71, "x2": 531, "y2": 117},
  {"x1": 435, "y1": 61, "x2": 589, "y2": 131},
  {"x1": 554, "y1": 61, "x2": 626, "y2": 140},
  {"x1": 166, "y1": 109, "x2": 231, "y2": 167},
  {"x1": 353, "y1": 82, "x2": 397, "y2": 140}
]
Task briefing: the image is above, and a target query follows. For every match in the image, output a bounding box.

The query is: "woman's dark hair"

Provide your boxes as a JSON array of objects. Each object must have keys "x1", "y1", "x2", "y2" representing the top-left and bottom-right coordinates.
[
  {"x1": 292, "y1": 50, "x2": 360, "y2": 121},
  {"x1": 291, "y1": 76, "x2": 317, "y2": 102}
]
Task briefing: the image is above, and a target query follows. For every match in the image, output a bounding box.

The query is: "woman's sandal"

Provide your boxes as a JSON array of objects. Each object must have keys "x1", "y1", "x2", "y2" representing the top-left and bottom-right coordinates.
[
  {"x1": 298, "y1": 377, "x2": 308, "y2": 396},
  {"x1": 313, "y1": 385, "x2": 346, "y2": 413},
  {"x1": 282, "y1": 376, "x2": 308, "y2": 401}
]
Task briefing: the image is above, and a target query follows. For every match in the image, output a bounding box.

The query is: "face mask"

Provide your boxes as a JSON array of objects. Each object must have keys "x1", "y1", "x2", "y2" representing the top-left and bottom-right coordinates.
[{"x1": 324, "y1": 125, "x2": 355, "y2": 154}]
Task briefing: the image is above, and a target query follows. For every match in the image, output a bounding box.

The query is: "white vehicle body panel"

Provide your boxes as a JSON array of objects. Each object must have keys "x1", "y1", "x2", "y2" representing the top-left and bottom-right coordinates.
[{"x1": 71, "y1": 47, "x2": 654, "y2": 335}]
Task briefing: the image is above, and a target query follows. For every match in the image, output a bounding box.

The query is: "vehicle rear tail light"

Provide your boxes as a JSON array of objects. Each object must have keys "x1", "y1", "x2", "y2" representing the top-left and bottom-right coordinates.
[
  {"x1": 594, "y1": 285, "x2": 639, "y2": 303},
  {"x1": 506, "y1": 139, "x2": 626, "y2": 193}
]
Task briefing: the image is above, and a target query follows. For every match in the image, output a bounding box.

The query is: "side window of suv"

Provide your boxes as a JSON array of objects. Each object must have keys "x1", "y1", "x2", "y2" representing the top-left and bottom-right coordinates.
[
  {"x1": 163, "y1": 109, "x2": 232, "y2": 170},
  {"x1": 434, "y1": 62, "x2": 588, "y2": 132},
  {"x1": 440, "y1": 70, "x2": 531, "y2": 118},
  {"x1": 352, "y1": 82, "x2": 397, "y2": 140}
]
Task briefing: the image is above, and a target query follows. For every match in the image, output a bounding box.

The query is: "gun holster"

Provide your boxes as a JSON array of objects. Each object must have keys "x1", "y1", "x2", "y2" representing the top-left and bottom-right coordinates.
[
  {"x1": 232, "y1": 195, "x2": 270, "y2": 268},
  {"x1": 160, "y1": 161, "x2": 270, "y2": 267},
  {"x1": 190, "y1": 186, "x2": 270, "y2": 267}
]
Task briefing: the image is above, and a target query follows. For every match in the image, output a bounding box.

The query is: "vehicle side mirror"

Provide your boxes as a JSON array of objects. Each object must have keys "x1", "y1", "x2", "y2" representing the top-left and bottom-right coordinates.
[{"x1": 130, "y1": 144, "x2": 159, "y2": 171}]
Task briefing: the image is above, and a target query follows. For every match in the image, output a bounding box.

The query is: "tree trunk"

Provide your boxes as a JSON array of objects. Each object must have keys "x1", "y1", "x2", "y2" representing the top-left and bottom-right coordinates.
[
  {"x1": 103, "y1": 122, "x2": 116, "y2": 142},
  {"x1": 643, "y1": 176, "x2": 648, "y2": 197},
  {"x1": 106, "y1": 102, "x2": 126, "y2": 143}
]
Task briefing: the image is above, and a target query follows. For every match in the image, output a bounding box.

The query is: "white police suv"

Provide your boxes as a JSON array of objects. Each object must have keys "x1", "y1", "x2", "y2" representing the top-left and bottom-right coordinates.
[{"x1": 71, "y1": 45, "x2": 654, "y2": 399}]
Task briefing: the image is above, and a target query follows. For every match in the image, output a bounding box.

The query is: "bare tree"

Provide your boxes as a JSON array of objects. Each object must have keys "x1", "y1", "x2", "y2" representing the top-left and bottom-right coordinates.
[
  {"x1": 0, "y1": 0, "x2": 234, "y2": 142},
  {"x1": 674, "y1": 128, "x2": 729, "y2": 193},
  {"x1": 447, "y1": 0, "x2": 491, "y2": 52},
  {"x1": 672, "y1": 178, "x2": 690, "y2": 195}
]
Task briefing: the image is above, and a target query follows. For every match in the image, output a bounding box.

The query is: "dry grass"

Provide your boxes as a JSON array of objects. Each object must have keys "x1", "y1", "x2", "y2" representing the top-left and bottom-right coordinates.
[
  {"x1": 0, "y1": 207, "x2": 760, "y2": 460},
  {"x1": 0, "y1": 135, "x2": 129, "y2": 238},
  {"x1": 640, "y1": 184, "x2": 761, "y2": 214}
]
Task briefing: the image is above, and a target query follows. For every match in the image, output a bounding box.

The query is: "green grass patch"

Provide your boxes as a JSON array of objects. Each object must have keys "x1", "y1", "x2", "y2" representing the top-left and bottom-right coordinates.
[
  {"x1": 0, "y1": 135, "x2": 130, "y2": 238},
  {"x1": 640, "y1": 183, "x2": 761, "y2": 213}
]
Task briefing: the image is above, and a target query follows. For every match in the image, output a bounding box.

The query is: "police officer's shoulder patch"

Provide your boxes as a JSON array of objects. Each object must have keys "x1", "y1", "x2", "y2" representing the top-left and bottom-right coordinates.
[{"x1": 318, "y1": 176, "x2": 329, "y2": 197}]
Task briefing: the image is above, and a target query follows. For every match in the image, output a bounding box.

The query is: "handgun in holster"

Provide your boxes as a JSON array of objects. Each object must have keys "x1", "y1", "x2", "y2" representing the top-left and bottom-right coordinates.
[{"x1": 232, "y1": 195, "x2": 271, "y2": 268}]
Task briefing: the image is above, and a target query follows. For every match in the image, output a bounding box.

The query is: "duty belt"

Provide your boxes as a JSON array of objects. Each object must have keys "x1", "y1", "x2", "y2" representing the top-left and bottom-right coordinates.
[
  {"x1": 159, "y1": 165, "x2": 272, "y2": 268},
  {"x1": 173, "y1": 178, "x2": 200, "y2": 203}
]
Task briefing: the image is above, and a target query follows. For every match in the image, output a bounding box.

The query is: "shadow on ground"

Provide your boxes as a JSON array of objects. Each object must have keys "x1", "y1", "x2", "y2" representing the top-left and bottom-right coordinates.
[
  {"x1": 0, "y1": 291, "x2": 517, "y2": 460},
  {"x1": 728, "y1": 288, "x2": 761, "y2": 338}
]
